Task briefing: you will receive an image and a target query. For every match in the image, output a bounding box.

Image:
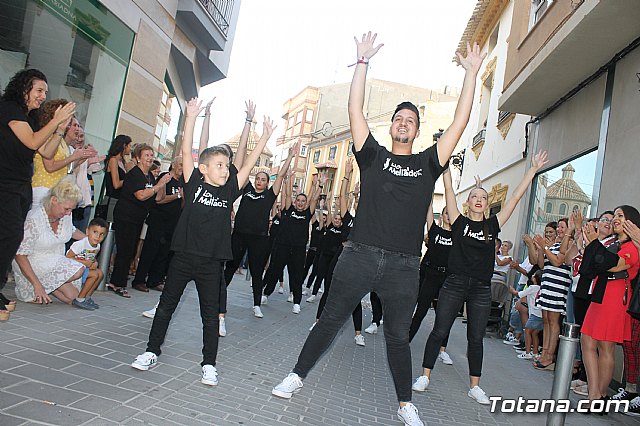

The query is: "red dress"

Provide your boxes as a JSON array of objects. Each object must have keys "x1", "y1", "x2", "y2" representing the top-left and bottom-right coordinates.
[{"x1": 582, "y1": 241, "x2": 639, "y2": 343}]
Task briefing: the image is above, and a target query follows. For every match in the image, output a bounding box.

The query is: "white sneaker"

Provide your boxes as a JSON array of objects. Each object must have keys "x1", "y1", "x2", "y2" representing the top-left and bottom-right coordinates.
[
  {"x1": 468, "y1": 386, "x2": 491, "y2": 404},
  {"x1": 287, "y1": 293, "x2": 294, "y2": 303},
  {"x1": 412, "y1": 375, "x2": 430, "y2": 392},
  {"x1": 306, "y1": 294, "x2": 316, "y2": 303},
  {"x1": 625, "y1": 396, "x2": 640, "y2": 416},
  {"x1": 201, "y1": 364, "x2": 218, "y2": 386},
  {"x1": 292, "y1": 304, "x2": 301, "y2": 314},
  {"x1": 278, "y1": 286, "x2": 284, "y2": 294},
  {"x1": 364, "y1": 323, "x2": 378, "y2": 334},
  {"x1": 219, "y1": 317, "x2": 227, "y2": 337},
  {"x1": 261, "y1": 295, "x2": 268, "y2": 304},
  {"x1": 272, "y1": 373, "x2": 303, "y2": 399},
  {"x1": 573, "y1": 384, "x2": 589, "y2": 396},
  {"x1": 253, "y1": 306, "x2": 264, "y2": 318},
  {"x1": 397, "y1": 402, "x2": 424, "y2": 426},
  {"x1": 570, "y1": 379, "x2": 587, "y2": 390},
  {"x1": 502, "y1": 331, "x2": 514, "y2": 343},
  {"x1": 131, "y1": 352, "x2": 158, "y2": 371},
  {"x1": 142, "y1": 307, "x2": 156, "y2": 319},
  {"x1": 309, "y1": 321, "x2": 317, "y2": 332},
  {"x1": 354, "y1": 335, "x2": 365, "y2": 346},
  {"x1": 302, "y1": 288, "x2": 309, "y2": 296},
  {"x1": 439, "y1": 351, "x2": 453, "y2": 365},
  {"x1": 517, "y1": 352, "x2": 534, "y2": 360},
  {"x1": 318, "y1": 286, "x2": 324, "y2": 293}
]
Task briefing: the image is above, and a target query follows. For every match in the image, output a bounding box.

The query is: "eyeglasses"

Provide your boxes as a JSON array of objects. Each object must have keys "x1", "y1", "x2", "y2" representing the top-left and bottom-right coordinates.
[{"x1": 599, "y1": 217, "x2": 612, "y2": 223}]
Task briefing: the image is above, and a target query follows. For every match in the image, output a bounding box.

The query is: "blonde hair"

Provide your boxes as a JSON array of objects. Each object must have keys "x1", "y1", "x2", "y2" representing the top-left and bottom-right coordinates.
[{"x1": 42, "y1": 176, "x2": 83, "y2": 210}]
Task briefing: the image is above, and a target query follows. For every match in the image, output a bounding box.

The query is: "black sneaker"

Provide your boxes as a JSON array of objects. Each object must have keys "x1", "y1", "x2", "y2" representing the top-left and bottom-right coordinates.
[
  {"x1": 612, "y1": 388, "x2": 638, "y2": 401},
  {"x1": 513, "y1": 343, "x2": 526, "y2": 351},
  {"x1": 624, "y1": 396, "x2": 640, "y2": 417}
]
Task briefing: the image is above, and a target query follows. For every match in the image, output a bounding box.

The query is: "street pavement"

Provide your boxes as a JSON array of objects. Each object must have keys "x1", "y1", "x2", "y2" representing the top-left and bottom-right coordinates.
[{"x1": 0, "y1": 272, "x2": 638, "y2": 425}]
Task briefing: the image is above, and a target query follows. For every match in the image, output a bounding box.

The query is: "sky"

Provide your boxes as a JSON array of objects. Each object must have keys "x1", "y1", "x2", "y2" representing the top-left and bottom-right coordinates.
[{"x1": 195, "y1": 0, "x2": 478, "y2": 149}]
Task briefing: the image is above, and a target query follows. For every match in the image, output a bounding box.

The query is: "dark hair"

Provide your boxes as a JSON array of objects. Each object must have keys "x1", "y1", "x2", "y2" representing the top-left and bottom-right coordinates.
[
  {"x1": 615, "y1": 205, "x2": 640, "y2": 228},
  {"x1": 558, "y1": 218, "x2": 569, "y2": 227},
  {"x1": 598, "y1": 210, "x2": 614, "y2": 219},
  {"x1": 38, "y1": 99, "x2": 68, "y2": 128},
  {"x1": 392, "y1": 101, "x2": 421, "y2": 129},
  {"x1": 105, "y1": 135, "x2": 132, "y2": 170},
  {"x1": 296, "y1": 193, "x2": 307, "y2": 200},
  {"x1": 199, "y1": 146, "x2": 230, "y2": 166},
  {"x1": 532, "y1": 270, "x2": 543, "y2": 285},
  {"x1": 256, "y1": 171, "x2": 270, "y2": 181},
  {"x1": 545, "y1": 221, "x2": 558, "y2": 230},
  {"x1": 88, "y1": 217, "x2": 108, "y2": 230},
  {"x1": 1, "y1": 69, "x2": 48, "y2": 111}
]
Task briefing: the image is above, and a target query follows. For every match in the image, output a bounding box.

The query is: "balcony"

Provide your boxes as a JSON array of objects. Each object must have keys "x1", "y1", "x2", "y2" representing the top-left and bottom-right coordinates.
[
  {"x1": 499, "y1": 0, "x2": 640, "y2": 116},
  {"x1": 176, "y1": 0, "x2": 235, "y2": 52},
  {"x1": 472, "y1": 128, "x2": 486, "y2": 148},
  {"x1": 196, "y1": 0, "x2": 233, "y2": 36}
]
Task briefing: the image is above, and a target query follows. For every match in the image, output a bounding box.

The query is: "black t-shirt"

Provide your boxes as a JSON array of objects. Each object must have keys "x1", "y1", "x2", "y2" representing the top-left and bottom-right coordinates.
[
  {"x1": 447, "y1": 215, "x2": 501, "y2": 283},
  {"x1": 146, "y1": 173, "x2": 183, "y2": 231},
  {"x1": 171, "y1": 167, "x2": 240, "y2": 260},
  {"x1": 105, "y1": 164, "x2": 126, "y2": 199},
  {"x1": 0, "y1": 100, "x2": 39, "y2": 187},
  {"x1": 350, "y1": 133, "x2": 446, "y2": 256},
  {"x1": 270, "y1": 214, "x2": 281, "y2": 242},
  {"x1": 113, "y1": 166, "x2": 156, "y2": 224},
  {"x1": 320, "y1": 222, "x2": 345, "y2": 256},
  {"x1": 341, "y1": 211, "x2": 355, "y2": 243},
  {"x1": 277, "y1": 206, "x2": 313, "y2": 247},
  {"x1": 233, "y1": 182, "x2": 277, "y2": 236},
  {"x1": 424, "y1": 224, "x2": 453, "y2": 268},
  {"x1": 309, "y1": 220, "x2": 324, "y2": 249}
]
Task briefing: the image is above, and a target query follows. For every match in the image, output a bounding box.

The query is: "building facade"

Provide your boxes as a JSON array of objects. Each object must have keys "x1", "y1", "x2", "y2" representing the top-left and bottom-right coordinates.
[
  {"x1": 224, "y1": 126, "x2": 273, "y2": 183},
  {"x1": 0, "y1": 0, "x2": 240, "y2": 192}
]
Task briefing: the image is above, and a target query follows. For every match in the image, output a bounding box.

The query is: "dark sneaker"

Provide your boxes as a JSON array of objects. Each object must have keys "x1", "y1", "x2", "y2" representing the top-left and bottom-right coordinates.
[{"x1": 72, "y1": 299, "x2": 95, "y2": 310}]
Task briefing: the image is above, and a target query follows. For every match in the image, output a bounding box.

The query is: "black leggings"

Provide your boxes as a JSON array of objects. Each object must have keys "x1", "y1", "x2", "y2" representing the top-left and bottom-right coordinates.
[
  {"x1": 111, "y1": 219, "x2": 143, "y2": 288},
  {"x1": 263, "y1": 244, "x2": 306, "y2": 304},
  {"x1": 309, "y1": 251, "x2": 336, "y2": 295},
  {"x1": 222, "y1": 232, "x2": 271, "y2": 310},
  {"x1": 304, "y1": 248, "x2": 319, "y2": 286},
  {"x1": 0, "y1": 185, "x2": 32, "y2": 296},
  {"x1": 317, "y1": 247, "x2": 362, "y2": 331},
  {"x1": 572, "y1": 294, "x2": 591, "y2": 326},
  {"x1": 409, "y1": 267, "x2": 450, "y2": 347}
]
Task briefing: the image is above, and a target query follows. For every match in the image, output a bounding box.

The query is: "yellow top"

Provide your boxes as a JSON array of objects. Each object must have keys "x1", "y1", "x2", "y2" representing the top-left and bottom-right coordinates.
[{"x1": 32, "y1": 142, "x2": 70, "y2": 188}]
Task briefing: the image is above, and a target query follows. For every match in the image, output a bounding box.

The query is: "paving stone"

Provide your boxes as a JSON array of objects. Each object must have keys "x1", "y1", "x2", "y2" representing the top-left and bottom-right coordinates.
[
  {"x1": 5, "y1": 381, "x2": 86, "y2": 406},
  {"x1": 0, "y1": 413, "x2": 27, "y2": 426},
  {"x1": 4, "y1": 400, "x2": 96, "y2": 425},
  {"x1": 8, "y1": 363, "x2": 81, "y2": 387}
]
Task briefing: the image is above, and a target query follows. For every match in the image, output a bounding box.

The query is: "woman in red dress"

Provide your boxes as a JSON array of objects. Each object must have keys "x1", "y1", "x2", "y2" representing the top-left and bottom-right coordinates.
[{"x1": 581, "y1": 205, "x2": 640, "y2": 406}]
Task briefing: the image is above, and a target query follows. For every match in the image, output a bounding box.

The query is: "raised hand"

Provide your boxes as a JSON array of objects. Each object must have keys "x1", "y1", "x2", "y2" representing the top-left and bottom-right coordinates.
[
  {"x1": 186, "y1": 97, "x2": 204, "y2": 118},
  {"x1": 574, "y1": 210, "x2": 584, "y2": 230},
  {"x1": 582, "y1": 222, "x2": 598, "y2": 244},
  {"x1": 318, "y1": 170, "x2": 329, "y2": 186},
  {"x1": 205, "y1": 98, "x2": 216, "y2": 114},
  {"x1": 531, "y1": 150, "x2": 549, "y2": 171},
  {"x1": 345, "y1": 157, "x2": 354, "y2": 175},
  {"x1": 354, "y1": 31, "x2": 384, "y2": 60},
  {"x1": 158, "y1": 173, "x2": 172, "y2": 186},
  {"x1": 289, "y1": 140, "x2": 301, "y2": 158},
  {"x1": 261, "y1": 116, "x2": 276, "y2": 140},
  {"x1": 245, "y1": 100, "x2": 256, "y2": 122},
  {"x1": 455, "y1": 42, "x2": 486, "y2": 75},
  {"x1": 53, "y1": 102, "x2": 76, "y2": 126},
  {"x1": 533, "y1": 234, "x2": 546, "y2": 249},
  {"x1": 522, "y1": 234, "x2": 533, "y2": 245},
  {"x1": 623, "y1": 220, "x2": 640, "y2": 245},
  {"x1": 354, "y1": 181, "x2": 360, "y2": 195},
  {"x1": 474, "y1": 175, "x2": 482, "y2": 189}
]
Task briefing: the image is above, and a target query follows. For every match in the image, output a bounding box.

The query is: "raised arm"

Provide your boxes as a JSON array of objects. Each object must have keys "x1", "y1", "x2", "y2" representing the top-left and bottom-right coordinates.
[
  {"x1": 235, "y1": 100, "x2": 255, "y2": 170},
  {"x1": 183, "y1": 98, "x2": 205, "y2": 183},
  {"x1": 308, "y1": 171, "x2": 327, "y2": 215},
  {"x1": 426, "y1": 202, "x2": 434, "y2": 232},
  {"x1": 340, "y1": 157, "x2": 354, "y2": 214},
  {"x1": 198, "y1": 98, "x2": 215, "y2": 155},
  {"x1": 442, "y1": 166, "x2": 461, "y2": 224},
  {"x1": 348, "y1": 32, "x2": 383, "y2": 151},
  {"x1": 237, "y1": 116, "x2": 275, "y2": 190},
  {"x1": 282, "y1": 170, "x2": 293, "y2": 211},
  {"x1": 522, "y1": 234, "x2": 538, "y2": 265},
  {"x1": 274, "y1": 140, "x2": 299, "y2": 196},
  {"x1": 9, "y1": 103, "x2": 76, "y2": 154},
  {"x1": 436, "y1": 43, "x2": 486, "y2": 166},
  {"x1": 496, "y1": 151, "x2": 548, "y2": 227}
]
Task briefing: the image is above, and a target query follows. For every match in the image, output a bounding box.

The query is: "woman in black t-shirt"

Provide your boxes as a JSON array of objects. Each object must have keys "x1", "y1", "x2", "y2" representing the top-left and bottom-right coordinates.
[
  {"x1": 303, "y1": 212, "x2": 327, "y2": 295},
  {"x1": 103, "y1": 135, "x2": 132, "y2": 222},
  {"x1": 413, "y1": 152, "x2": 547, "y2": 404},
  {"x1": 307, "y1": 199, "x2": 344, "y2": 300},
  {"x1": 0, "y1": 69, "x2": 75, "y2": 317},
  {"x1": 222, "y1": 140, "x2": 298, "y2": 319},
  {"x1": 107, "y1": 144, "x2": 171, "y2": 297}
]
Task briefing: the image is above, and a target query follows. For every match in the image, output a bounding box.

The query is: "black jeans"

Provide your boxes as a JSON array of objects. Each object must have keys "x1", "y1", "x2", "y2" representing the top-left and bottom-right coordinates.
[
  {"x1": 316, "y1": 246, "x2": 362, "y2": 331},
  {"x1": 111, "y1": 219, "x2": 143, "y2": 288},
  {"x1": 309, "y1": 251, "x2": 335, "y2": 295},
  {"x1": 146, "y1": 253, "x2": 221, "y2": 366},
  {"x1": 422, "y1": 273, "x2": 491, "y2": 377},
  {"x1": 263, "y1": 244, "x2": 306, "y2": 304},
  {"x1": 222, "y1": 232, "x2": 271, "y2": 309},
  {"x1": 409, "y1": 267, "x2": 450, "y2": 346},
  {"x1": 304, "y1": 247, "x2": 319, "y2": 285},
  {"x1": 293, "y1": 241, "x2": 420, "y2": 402},
  {"x1": 133, "y1": 226, "x2": 174, "y2": 288},
  {"x1": 0, "y1": 184, "x2": 31, "y2": 292}
]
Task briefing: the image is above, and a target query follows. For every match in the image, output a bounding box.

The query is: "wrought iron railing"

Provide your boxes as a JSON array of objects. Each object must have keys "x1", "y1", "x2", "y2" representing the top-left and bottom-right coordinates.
[
  {"x1": 497, "y1": 111, "x2": 511, "y2": 125},
  {"x1": 472, "y1": 128, "x2": 486, "y2": 147},
  {"x1": 196, "y1": 0, "x2": 234, "y2": 36}
]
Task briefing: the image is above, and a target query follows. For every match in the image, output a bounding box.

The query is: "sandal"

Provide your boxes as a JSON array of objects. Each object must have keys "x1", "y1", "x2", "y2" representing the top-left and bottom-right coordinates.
[
  {"x1": 108, "y1": 285, "x2": 131, "y2": 298},
  {"x1": 0, "y1": 294, "x2": 16, "y2": 312},
  {"x1": 533, "y1": 360, "x2": 555, "y2": 371},
  {"x1": 0, "y1": 309, "x2": 9, "y2": 321}
]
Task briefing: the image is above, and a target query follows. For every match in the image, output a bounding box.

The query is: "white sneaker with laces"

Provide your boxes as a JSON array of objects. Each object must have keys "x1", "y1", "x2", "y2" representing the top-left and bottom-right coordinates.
[
  {"x1": 272, "y1": 373, "x2": 303, "y2": 398},
  {"x1": 309, "y1": 321, "x2": 317, "y2": 332},
  {"x1": 354, "y1": 335, "x2": 365, "y2": 346},
  {"x1": 364, "y1": 323, "x2": 378, "y2": 334},
  {"x1": 570, "y1": 379, "x2": 587, "y2": 390},
  {"x1": 219, "y1": 317, "x2": 227, "y2": 337},
  {"x1": 261, "y1": 295, "x2": 268, "y2": 304},
  {"x1": 131, "y1": 352, "x2": 158, "y2": 371},
  {"x1": 517, "y1": 352, "x2": 534, "y2": 360},
  {"x1": 142, "y1": 302, "x2": 159, "y2": 319},
  {"x1": 292, "y1": 304, "x2": 301, "y2": 314},
  {"x1": 287, "y1": 293, "x2": 294, "y2": 303},
  {"x1": 625, "y1": 396, "x2": 640, "y2": 416},
  {"x1": 306, "y1": 294, "x2": 316, "y2": 303},
  {"x1": 573, "y1": 384, "x2": 589, "y2": 396},
  {"x1": 412, "y1": 375, "x2": 430, "y2": 392},
  {"x1": 253, "y1": 306, "x2": 264, "y2": 318},
  {"x1": 468, "y1": 386, "x2": 491, "y2": 404},
  {"x1": 278, "y1": 286, "x2": 284, "y2": 294},
  {"x1": 397, "y1": 402, "x2": 424, "y2": 426},
  {"x1": 439, "y1": 351, "x2": 453, "y2": 365},
  {"x1": 201, "y1": 364, "x2": 218, "y2": 386},
  {"x1": 502, "y1": 332, "x2": 514, "y2": 344}
]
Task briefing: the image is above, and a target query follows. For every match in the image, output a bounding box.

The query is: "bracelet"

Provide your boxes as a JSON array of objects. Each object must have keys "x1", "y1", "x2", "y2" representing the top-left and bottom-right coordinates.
[
  {"x1": 55, "y1": 131, "x2": 64, "y2": 138},
  {"x1": 348, "y1": 57, "x2": 370, "y2": 67},
  {"x1": 245, "y1": 118, "x2": 252, "y2": 123},
  {"x1": 343, "y1": 177, "x2": 349, "y2": 180}
]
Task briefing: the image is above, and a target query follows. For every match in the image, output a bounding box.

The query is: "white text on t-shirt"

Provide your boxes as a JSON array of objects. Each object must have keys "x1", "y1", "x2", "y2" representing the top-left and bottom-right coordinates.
[{"x1": 382, "y1": 158, "x2": 423, "y2": 178}]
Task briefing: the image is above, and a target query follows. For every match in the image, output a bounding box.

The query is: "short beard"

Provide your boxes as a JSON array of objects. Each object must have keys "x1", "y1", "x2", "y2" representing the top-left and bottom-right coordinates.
[{"x1": 393, "y1": 135, "x2": 411, "y2": 144}]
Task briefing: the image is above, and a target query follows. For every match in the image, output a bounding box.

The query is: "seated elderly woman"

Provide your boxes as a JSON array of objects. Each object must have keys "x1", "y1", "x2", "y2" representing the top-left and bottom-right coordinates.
[{"x1": 13, "y1": 177, "x2": 87, "y2": 305}]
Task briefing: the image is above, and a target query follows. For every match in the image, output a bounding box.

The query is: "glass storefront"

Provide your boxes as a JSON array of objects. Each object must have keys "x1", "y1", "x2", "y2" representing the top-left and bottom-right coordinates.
[{"x1": 0, "y1": 0, "x2": 134, "y2": 191}]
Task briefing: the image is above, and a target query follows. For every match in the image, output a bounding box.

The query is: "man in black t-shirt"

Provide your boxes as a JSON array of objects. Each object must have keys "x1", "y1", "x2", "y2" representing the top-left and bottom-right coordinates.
[{"x1": 272, "y1": 33, "x2": 485, "y2": 426}]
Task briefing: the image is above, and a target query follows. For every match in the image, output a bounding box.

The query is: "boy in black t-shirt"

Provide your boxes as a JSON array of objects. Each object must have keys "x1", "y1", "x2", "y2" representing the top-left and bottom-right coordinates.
[
  {"x1": 131, "y1": 98, "x2": 275, "y2": 387},
  {"x1": 273, "y1": 32, "x2": 486, "y2": 426}
]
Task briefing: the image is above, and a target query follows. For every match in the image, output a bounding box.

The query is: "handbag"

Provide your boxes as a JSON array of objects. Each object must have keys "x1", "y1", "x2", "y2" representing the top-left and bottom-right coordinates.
[
  {"x1": 627, "y1": 276, "x2": 640, "y2": 320},
  {"x1": 94, "y1": 197, "x2": 109, "y2": 220}
]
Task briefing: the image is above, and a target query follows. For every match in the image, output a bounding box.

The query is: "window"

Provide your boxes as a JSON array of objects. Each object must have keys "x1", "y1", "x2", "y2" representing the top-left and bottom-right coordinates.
[
  {"x1": 559, "y1": 203, "x2": 567, "y2": 216},
  {"x1": 255, "y1": 158, "x2": 260, "y2": 167},
  {"x1": 572, "y1": 205, "x2": 579, "y2": 214},
  {"x1": 300, "y1": 145, "x2": 307, "y2": 157},
  {"x1": 305, "y1": 109, "x2": 314, "y2": 123},
  {"x1": 313, "y1": 150, "x2": 320, "y2": 163},
  {"x1": 545, "y1": 202, "x2": 553, "y2": 213},
  {"x1": 488, "y1": 26, "x2": 499, "y2": 55},
  {"x1": 328, "y1": 146, "x2": 337, "y2": 160},
  {"x1": 296, "y1": 110, "x2": 303, "y2": 124},
  {"x1": 530, "y1": 0, "x2": 552, "y2": 28}
]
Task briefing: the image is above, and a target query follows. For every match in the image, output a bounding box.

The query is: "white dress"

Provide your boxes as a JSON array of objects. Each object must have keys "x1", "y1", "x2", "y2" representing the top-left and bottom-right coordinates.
[{"x1": 13, "y1": 206, "x2": 83, "y2": 302}]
